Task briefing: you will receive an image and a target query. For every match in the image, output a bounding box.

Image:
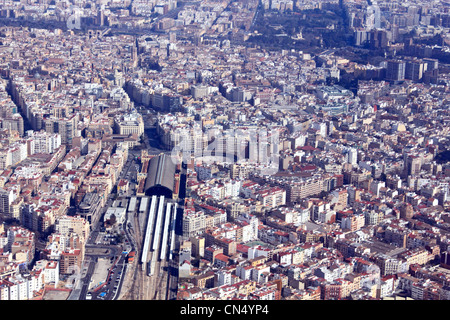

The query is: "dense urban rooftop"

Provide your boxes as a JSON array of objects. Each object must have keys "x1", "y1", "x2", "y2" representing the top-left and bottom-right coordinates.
[{"x1": 0, "y1": 0, "x2": 448, "y2": 301}]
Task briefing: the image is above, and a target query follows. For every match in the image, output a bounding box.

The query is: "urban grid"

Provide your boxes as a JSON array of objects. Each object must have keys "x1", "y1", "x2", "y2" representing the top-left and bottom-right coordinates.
[{"x1": 0, "y1": 0, "x2": 448, "y2": 302}]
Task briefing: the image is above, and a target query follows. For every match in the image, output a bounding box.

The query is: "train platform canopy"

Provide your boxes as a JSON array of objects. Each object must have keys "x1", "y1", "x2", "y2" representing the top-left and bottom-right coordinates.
[{"x1": 144, "y1": 154, "x2": 176, "y2": 198}]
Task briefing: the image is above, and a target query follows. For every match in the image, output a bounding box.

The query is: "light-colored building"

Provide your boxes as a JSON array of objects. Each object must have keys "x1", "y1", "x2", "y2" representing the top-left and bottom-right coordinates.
[
  {"x1": 114, "y1": 112, "x2": 144, "y2": 137},
  {"x1": 55, "y1": 215, "x2": 90, "y2": 241}
]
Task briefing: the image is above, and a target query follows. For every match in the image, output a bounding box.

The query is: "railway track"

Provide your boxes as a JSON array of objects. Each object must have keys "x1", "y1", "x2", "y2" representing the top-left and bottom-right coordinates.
[
  {"x1": 122, "y1": 211, "x2": 145, "y2": 300},
  {"x1": 122, "y1": 196, "x2": 176, "y2": 300}
]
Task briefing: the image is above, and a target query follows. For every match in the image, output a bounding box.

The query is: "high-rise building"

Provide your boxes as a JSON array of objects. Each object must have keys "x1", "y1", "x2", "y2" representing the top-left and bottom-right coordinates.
[
  {"x1": 43, "y1": 115, "x2": 76, "y2": 146},
  {"x1": 365, "y1": 3, "x2": 381, "y2": 30},
  {"x1": 369, "y1": 29, "x2": 388, "y2": 48},
  {"x1": 347, "y1": 148, "x2": 358, "y2": 166},
  {"x1": 405, "y1": 59, "x2": 425, "y2": 81},
  {"x1": 0, "y1": 188, "x2": 14, "y2": 218},
  {"x1": 423, "y1": 58, "x2": 439, "y2": 70},
  {"x1": 354, "y1": 28, "x2": 368, "y2": 46},
  {"x1": 190, "y1": 236, "x2": 205, "y2": 258},
  {"x1": 406, "y1": 155, "x2": 421, "y2": 176},
  {"x1": 386, "y1": 60, "x2": 405, "y2": 82}
]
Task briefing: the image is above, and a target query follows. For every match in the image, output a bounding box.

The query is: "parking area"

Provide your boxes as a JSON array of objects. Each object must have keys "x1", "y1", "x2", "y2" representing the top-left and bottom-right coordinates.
[
  {"x1": 89, "y1": 258, "x2": 114, "y2": 291},
  {"x1": 88, "y1": 255, "x2": 126, "y2": 300}
]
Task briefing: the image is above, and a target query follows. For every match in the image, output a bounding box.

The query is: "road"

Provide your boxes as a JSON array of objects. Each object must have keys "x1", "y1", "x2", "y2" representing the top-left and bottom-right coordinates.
[
  {"x1": 69, "y1": 245, "x2": 123, "y2": 300},
  {"x1": 71, "y1": 142, "x2": 145, "y2": 300}
]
